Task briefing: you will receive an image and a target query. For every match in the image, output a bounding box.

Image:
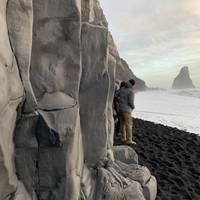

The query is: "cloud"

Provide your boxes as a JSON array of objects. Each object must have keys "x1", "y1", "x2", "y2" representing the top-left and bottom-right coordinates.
[{"x1": 101, "y1": 0, "x2": 200, "y2": 88}]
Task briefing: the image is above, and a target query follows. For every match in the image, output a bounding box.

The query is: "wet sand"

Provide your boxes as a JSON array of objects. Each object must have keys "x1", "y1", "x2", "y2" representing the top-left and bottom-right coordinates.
[{"x1": 115, "y1": 118, "x2": 200, "y2": 200}]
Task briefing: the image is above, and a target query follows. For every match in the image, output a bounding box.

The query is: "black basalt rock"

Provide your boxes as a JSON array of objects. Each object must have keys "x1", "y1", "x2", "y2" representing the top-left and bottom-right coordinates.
[{"x1": 172, "y1": 66, "x2": 195, "y2": 89}]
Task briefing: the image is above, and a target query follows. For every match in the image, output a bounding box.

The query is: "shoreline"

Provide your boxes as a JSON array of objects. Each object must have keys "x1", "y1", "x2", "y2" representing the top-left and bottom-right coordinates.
[
  {"x1": 134, "y1": 117, "x2": 199, "y2": 136},
  {"x1": 134, "y1": 88, "x2": 200, "y2": 136}
]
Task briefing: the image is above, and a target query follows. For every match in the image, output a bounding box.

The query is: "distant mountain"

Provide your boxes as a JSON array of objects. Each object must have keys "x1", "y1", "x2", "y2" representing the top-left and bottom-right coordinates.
[
  {"x1": 172, "y1": 66, "x2": 195, "y2": 89},
  {"x1": 117, "y1": 59, "x2": 147, "y2": 90},
  {"x1": 108, "y1": 32, "x2": 147, "y2": 91}
]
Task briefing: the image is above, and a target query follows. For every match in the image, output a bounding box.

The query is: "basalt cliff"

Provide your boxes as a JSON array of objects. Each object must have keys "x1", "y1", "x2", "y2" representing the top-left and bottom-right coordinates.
[
  {"x1": 108, "y1": 34, "x2": 147, "y2": 90},
  {"x1": 0, "y1": 0, "x2": 156, "y2": 199}
]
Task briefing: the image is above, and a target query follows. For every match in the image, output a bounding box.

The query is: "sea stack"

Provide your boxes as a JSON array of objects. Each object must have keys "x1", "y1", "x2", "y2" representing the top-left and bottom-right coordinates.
[{"x1": 172, "y1": 66, "x2": 195, "y2": 89}]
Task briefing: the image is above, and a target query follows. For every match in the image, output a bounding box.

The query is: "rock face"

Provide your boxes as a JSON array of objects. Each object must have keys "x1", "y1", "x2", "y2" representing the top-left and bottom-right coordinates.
[
  {"x1": 118, "y1": 59, "x2": 147, "y2": 90},
  {"x1": 172, "y1": 66, "x2": 195, "y2": 89},
  {"x1": 0, "y1": 0, "x2": 156, "y2": 200},
  {"x1": 108, "y1": 33, "x2": 147, "y2": 91}
]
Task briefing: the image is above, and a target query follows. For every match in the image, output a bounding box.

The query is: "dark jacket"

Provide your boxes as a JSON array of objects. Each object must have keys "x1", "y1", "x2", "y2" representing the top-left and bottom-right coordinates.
[
  {"x1": 118, "y1": 82, "x2": 135, "y2": 113},
  {"x1": 113, "y1": 88, "x2": 120, "y2": 113}
]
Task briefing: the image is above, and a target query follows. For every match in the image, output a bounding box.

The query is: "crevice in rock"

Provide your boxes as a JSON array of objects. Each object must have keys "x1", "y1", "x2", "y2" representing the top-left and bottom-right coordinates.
[
  {"x1": 35, "y1": 115, "x2": 61, "y2": 147},
  {"x1": 38, "y1": 103, "x2": 77, "y2": 112},
  {"x1": 35, "y1": 148, "x2": 40, "y2": 199},
  {"x1": 0, "y1": 96, "x2": 24, "y2": 116},
  {"x1": 82, "y1": 22, "x2": 107, "y2": 29}
]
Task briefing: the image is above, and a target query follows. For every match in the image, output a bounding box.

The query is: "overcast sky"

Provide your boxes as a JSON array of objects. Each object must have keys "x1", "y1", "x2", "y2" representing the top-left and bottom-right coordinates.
[{"x1": 101, "y1": 0, "x2": 200, "y2": 88}]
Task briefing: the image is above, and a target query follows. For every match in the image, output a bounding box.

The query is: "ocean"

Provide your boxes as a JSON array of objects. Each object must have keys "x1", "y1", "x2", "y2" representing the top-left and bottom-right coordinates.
[{"x1": 134, "y1": 89, "x2": 200, "y2": 135}]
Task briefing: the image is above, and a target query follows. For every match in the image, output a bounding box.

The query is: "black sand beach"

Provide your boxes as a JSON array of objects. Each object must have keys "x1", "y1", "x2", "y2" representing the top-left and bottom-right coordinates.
[{"x1": 115, "y1": 118, "x2": 200, "y2": 200}]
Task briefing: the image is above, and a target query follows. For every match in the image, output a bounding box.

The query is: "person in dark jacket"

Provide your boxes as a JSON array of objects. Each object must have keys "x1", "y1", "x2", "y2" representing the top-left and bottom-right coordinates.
[
  {"x1": 113, "y1": 81, "x2": 126, "y2": 137},
  {"x1": 118, "y1": 79, "x2": 136, "y2": 144}
]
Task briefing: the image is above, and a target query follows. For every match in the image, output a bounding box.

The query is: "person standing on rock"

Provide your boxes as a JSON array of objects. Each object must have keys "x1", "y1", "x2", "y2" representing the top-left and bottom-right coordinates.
[
  {"x1": 113, "y1": 81, "x2": 126, "y2": 137},
  {"x1": 118, "y1": 79, "x2": 136, "y2": 145}
]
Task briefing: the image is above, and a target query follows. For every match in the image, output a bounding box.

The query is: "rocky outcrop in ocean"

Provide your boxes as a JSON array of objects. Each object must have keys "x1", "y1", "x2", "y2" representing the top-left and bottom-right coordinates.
[
  {"x1": 172, "y1": 66, "x2": 195, "y2": 89},
  {"x1": 0, "y1": 0, "x2": 156, "y2": 199}
]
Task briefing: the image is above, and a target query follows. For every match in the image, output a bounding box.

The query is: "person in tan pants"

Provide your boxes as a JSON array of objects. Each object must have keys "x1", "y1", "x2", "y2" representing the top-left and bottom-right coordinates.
[
  {"x1": 119, "y1": 112, "x2": 134, "y2": 143},
  {"x1": 118, "y1": 79, "x2": 136, "y2": 145}
]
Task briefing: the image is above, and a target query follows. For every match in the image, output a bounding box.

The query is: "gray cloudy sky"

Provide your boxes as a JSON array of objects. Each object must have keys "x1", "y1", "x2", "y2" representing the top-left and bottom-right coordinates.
[{"x1": 101, "y1": 0, "x2": 200, "y2": 88}]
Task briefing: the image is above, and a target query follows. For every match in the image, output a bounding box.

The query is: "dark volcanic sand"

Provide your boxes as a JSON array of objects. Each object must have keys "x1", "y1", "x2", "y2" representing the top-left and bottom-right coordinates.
[{"x1": 115, "y1": 118, "x2": 200, "y2": 200}]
